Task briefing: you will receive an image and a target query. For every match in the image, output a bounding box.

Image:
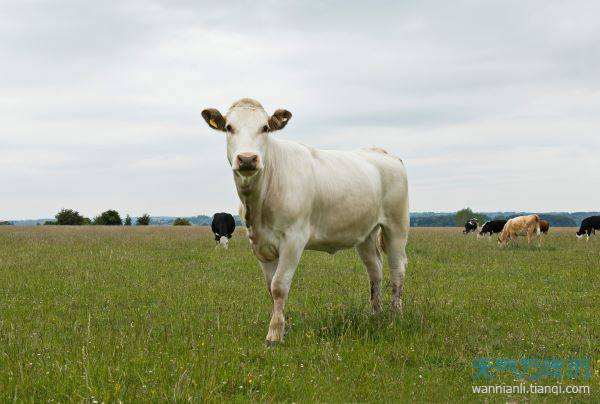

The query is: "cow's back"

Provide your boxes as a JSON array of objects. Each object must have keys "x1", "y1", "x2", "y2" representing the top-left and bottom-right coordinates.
[
  {"x1": 212, "y1": 212, "x2": 235, "y2": 237},
  {"x1": 505, "y1": 215, "x2": 539, "y2": 234},
  {"x1": 582, "y1": 216, "x2": 600, "y2": 228}
]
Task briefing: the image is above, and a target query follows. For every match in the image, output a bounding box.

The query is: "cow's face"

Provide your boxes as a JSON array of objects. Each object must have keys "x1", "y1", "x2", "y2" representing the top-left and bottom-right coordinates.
[{"x1": 202, "y1": 99, "x2": 291, "y2": 178}]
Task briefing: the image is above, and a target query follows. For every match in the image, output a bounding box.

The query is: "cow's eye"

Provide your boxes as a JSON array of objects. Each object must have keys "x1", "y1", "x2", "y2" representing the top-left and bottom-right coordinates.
[
  {"x1": 226, "y1": 124, "x2": 233, "y2": 133},
  {"x1": 261, "y1": 125, "x2": 269, "y2": 133}
]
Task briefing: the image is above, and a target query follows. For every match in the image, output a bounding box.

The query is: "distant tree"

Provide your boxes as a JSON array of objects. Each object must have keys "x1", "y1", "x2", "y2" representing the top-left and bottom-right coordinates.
[
  {"x1": 410, "y1": 214, "x2": 455, "y2": 227},
  {"x1": 136, "y1": 214, "x2": 151, "y2": 226},
  {"x1": 0, "y1": 221, "x2": 13, "y2": 225},
  {"x1": 82, "y1": 217, "x2": 92, "y2": 225},
  {"x1": 44, "y1": 220, "x2": 57, "y2": 225},
  {"x1": 454, "y1": 208, "x2": 488, "y2": 227},
  {"x1": 173, "y1": 218, "x2": 191, "y2": 226},
  {"x1": 55, "y1": 208, "x2": 85, "y2": 225},
  {"x1": 93, "y1": 210, "x2": 122, "y2": 226},
  {"x1": 124, "y1": 215, "x2": 132, "y2": 226},
  {"x1": 538, "y1": 214, "x2": 577, "y2": 227}
]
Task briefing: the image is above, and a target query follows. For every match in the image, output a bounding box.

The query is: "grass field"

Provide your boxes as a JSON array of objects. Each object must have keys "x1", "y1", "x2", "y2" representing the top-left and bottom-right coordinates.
[{"x1": 0, "y1": 226, "x2": 598, "y2": 402}]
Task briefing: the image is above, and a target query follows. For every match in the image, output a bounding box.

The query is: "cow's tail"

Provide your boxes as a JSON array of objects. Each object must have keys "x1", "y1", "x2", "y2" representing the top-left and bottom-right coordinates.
[{"x1": 377, "y1": 227, "x2": 387, "y2": 255}]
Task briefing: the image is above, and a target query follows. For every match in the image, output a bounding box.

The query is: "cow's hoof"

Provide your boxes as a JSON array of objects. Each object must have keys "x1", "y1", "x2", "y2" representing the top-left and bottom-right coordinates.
[
  {"x1": 391, "y1": 300, "x2": 403, "y2": 315},
  {"x1": 265, "y1": 340, "x2": 279, "y2": 348},
  {"x1": 371, "y1": 301, "x2": 382, "y2": 315}
]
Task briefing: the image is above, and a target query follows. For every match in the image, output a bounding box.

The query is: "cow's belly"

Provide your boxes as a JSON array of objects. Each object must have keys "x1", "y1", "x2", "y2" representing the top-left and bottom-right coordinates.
[
  {"x1": 306, "y1": 237, "x2": 367, "y2": 254},
  {"x1": 512, "y1": 225, "x2": 528, "y2": 236},
  {"x1": 306, "y1": 208, "x2": 379, "y2": 253}
]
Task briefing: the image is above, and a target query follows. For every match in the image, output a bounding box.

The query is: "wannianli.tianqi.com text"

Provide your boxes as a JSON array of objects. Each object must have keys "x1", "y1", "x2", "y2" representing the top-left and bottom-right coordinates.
[{"x1": 472, "y1": 384, "x2": 590, "y2": 395}]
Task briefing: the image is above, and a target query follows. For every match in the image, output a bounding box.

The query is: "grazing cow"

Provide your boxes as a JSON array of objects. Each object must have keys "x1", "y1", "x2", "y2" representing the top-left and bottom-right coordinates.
[
  {"x1": 539, "y1": 219, "x2": 550, "y2": 234},
  {"x1": 576, "y1": 216, "x2": 600, "y2": 240},
  {"x1": 211, "y1": 212, "x2": 236, "y2": 249},
  {"x1": 202, "y1": 98, "x2": 409, "y2": 345},
  {"x1": 463, "y1": 218, "x2": 478, "y2": 234},
  {"x1": 498, "y1": 214, "x2": 541, "y2": 247},
  {"x1": 478, "y1": 220, "x2": 507, "y2": 238}
]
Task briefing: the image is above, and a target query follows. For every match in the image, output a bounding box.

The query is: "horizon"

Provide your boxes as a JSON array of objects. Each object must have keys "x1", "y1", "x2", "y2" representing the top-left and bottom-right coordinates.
[
  {"x1": 2, "y1": 1, "x2": 599, "y2": 218},
  {"x1": 6, "y1": 209, "x2": 600, "y2": 222}
]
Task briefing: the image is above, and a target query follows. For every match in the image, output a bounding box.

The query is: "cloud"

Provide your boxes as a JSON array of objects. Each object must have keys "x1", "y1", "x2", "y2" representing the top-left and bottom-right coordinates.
[{"x1": 1, "y1": 0, "x2": 600, "y2": 218}]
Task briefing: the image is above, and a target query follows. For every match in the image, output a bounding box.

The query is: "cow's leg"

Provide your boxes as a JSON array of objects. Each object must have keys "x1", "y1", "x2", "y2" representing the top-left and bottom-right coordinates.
[
  {"x1": 266, "y1": 235, "x2": 306, "y2": 345},
  {"x1": 260, "y1": 260, "x2": 278, "y2": 297},
  {"x1": 382, "y1": 227, "x2": 409, "y2": 313},
  {"x1": 356, "y1": 230, "x2": 383, "y2": 314}
]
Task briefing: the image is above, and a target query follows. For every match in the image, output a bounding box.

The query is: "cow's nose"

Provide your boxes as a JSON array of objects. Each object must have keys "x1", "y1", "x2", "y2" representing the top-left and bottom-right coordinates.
[{"x1": 236, "y1": 153, "x2": 259, "y2": 171}]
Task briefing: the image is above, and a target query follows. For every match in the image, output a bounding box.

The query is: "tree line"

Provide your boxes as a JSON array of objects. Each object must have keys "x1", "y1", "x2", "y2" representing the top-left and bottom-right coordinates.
[
  {"x1": 412, "y1": 208, "x2": 579, "y2": 227},
  {"x1": 3, "y1": 208, "x2": 589, "y2": 227},
  {"x1": 43, "y1": 209, "x2": 191, "y2": 226}
]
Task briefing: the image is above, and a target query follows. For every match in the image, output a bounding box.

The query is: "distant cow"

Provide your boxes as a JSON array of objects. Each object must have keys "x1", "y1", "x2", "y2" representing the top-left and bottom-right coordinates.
[
  {"x1": 576, "y1": 216, "x2": 600, "y2": 240},
  {"x1": 498, "y1": 214, "x2": 541, "y2": 247},
  {"x1": 202, "y1": 98, "x2": 409, "y2": 345},
  {"x1": 463, "y1": 218, "x2": 478, "y2": 234},
  {"x1": 211, "y1": 212, "x2": 236, "y2": 249},
  {"x1": 539, "y1": 220, "x2": 550, "y2": 234},
  {"x1": 478, "y1": 220, "x2": 507, "y2": 238}
]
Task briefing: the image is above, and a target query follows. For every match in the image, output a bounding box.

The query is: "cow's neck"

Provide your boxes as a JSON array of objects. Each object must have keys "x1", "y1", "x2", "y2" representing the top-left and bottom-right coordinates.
[{"x1": 235, "y1": 138, "x2": 281, "y2": 230}]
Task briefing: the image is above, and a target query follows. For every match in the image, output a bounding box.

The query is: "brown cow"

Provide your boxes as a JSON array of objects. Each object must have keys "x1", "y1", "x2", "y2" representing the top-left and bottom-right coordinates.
[
  {"x1": 498, "y1": 214, "x2": 541, "y2": 247},
  {"x1": 539, "y1": 220, "x2": 550, "y2": 234}
]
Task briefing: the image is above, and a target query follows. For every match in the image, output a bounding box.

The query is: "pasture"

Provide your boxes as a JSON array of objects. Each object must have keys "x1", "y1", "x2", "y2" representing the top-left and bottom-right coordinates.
[{"x1": 0, "y1": 226, "x2": 598, "y2": 401}]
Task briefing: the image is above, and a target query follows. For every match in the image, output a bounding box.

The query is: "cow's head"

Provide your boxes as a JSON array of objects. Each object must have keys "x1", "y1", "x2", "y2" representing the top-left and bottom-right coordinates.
[{"x1": 202, "y1": 98, "x2": 292, "y2": 178}]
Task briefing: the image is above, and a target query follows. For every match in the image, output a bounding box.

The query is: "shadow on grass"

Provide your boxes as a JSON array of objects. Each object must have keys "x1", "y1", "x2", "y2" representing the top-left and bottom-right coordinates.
[{"x1": 285, "y1": 301, "x2": 444, "y2": 344}]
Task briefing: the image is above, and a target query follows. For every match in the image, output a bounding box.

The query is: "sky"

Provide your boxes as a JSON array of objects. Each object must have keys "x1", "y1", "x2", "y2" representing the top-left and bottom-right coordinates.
[{"x1": 1, "y1": 0, "x2": 599, "y2": 220}]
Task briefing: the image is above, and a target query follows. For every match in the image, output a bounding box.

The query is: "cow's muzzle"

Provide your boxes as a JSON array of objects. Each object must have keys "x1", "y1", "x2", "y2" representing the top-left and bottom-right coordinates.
[{"x1": 235, "y1": 153, "x2": 260, "y2": 175}]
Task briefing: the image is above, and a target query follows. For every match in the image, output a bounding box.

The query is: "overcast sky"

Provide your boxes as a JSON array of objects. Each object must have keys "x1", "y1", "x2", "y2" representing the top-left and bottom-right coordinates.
[{"x1": 1, "y1": 1, "x2": 599, "y2": 219}]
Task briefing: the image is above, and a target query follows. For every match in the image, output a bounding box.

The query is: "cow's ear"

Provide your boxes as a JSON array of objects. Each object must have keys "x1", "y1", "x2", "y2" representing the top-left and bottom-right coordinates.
[
  {"x1": 268, "y1": 109, "x2": 292, "y2": 131},
  {"x1": 202, "y1": 108, "x2": 226, "y2": 132}
]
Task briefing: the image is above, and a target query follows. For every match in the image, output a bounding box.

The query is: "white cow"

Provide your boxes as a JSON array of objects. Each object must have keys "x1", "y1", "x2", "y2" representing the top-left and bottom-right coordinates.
[{"x1": 202, "y1": 98, "x2": 409, "y2": 345}]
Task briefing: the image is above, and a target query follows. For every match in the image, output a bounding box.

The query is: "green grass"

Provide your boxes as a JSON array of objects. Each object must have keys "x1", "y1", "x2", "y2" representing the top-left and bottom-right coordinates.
[{"x1": 0, "y1": 226, "x2": 598, "y2": 402}]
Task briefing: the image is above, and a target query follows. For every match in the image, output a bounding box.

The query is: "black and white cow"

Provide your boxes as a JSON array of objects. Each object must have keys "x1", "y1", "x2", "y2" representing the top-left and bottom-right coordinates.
[
  {"x1": 478, "y1": 219, "x2": 507, "y2": 238},
  {"x1": 463, "y1": 218, "x2": 478, "y2": 234},
  {"x1": 576, "y1": 216, "x2": 600, "y2": 240},
  {"x1": 211, "y1": 212, "x2": 236, "y2": 249}
]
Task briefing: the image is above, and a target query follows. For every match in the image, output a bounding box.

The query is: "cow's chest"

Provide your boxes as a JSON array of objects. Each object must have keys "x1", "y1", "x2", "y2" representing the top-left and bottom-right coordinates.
[{"x1": 246, "y1": 226, "x2": 279, "y2": 263}]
